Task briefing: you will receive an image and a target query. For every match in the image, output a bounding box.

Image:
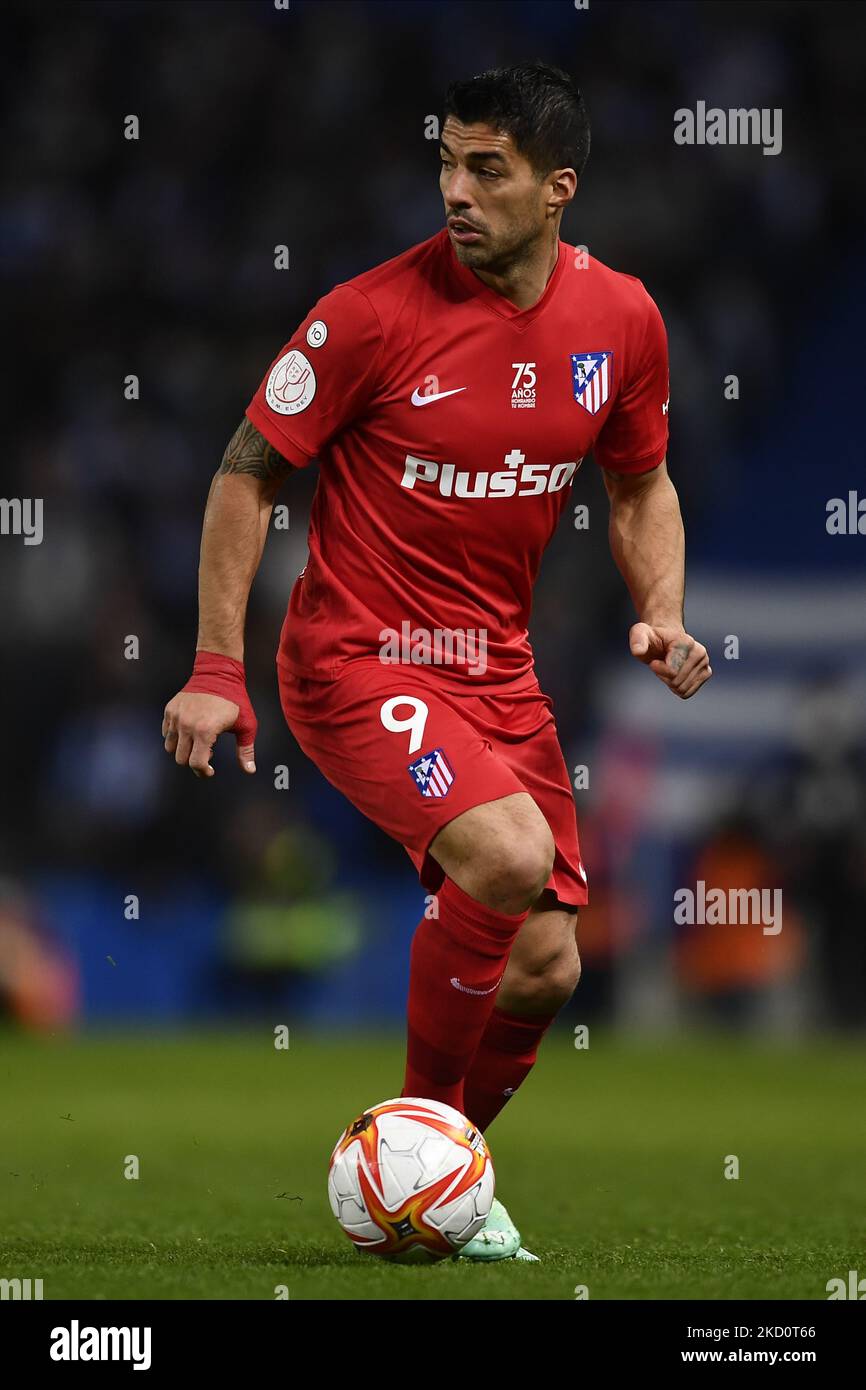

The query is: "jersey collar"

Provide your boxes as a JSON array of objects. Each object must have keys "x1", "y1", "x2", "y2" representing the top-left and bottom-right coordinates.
[{"x1": 444, "y1": 230, "x2": 568, "y2": 325}]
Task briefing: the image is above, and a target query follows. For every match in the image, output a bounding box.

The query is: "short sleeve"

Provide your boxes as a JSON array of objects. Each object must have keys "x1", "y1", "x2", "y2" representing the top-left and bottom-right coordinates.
[
  {"x1": 245, "y1": 284, "x2": 385, "y2": 468},
  {"x1": 593, "y1": 288, "x2": 669, "y2": 475}
]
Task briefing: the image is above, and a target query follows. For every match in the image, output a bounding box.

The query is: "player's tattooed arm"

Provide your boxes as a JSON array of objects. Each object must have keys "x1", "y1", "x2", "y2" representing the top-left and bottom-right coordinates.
[
  {"x1": 188, "y1": 420, "x2": 288, "y2": 661},
  {"x1": 160, "y1": 417, "x2": 288, "y2": 781},
  {"x1": 218, "y1": 417, "x2": 293, "y2": 488}
]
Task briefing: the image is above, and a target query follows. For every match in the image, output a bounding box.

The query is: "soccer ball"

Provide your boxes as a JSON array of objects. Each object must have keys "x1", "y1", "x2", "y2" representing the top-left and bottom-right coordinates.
[{"x1": 328, "y1": 1096, "x2": 495, "y2": 1263}]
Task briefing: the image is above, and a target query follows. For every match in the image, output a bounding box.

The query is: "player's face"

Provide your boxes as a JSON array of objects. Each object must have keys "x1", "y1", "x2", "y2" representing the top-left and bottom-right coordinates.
[{"x1": 440, "y1": 118, "x2": 555, "y2": 271}]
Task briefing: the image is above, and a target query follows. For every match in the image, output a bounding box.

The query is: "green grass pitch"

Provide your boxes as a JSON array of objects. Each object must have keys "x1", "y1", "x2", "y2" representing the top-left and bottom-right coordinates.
[{"x1": 1, "y1": 1028, "x2": 863, "y2": 1300}]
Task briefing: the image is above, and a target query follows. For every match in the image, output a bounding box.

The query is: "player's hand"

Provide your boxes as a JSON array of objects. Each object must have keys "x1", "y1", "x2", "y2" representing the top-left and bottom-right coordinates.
[
  {"x1": 162, "y1": 690, "x2": 257, "y2": 778},
  {"x1": 629, "y1": 622, "x2": 712, "y2": 699}
]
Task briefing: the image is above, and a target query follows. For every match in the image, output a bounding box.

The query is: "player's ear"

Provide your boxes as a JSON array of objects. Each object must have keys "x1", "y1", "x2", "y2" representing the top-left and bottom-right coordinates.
[{"x1": 548, "y1": 167, "x2": 577, "y2": 211}]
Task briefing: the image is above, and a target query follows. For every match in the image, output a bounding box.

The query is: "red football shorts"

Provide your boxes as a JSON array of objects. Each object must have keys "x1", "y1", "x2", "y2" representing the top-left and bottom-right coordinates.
[{"x1": 277, "y1": 657, "x2": 588, "y2": 909}]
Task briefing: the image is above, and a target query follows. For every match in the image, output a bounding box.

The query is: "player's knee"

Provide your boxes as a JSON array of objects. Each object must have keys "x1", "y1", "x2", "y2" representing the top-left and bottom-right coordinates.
[
  {"x1": 476, "y1": 821, "x2": 555, "y2": 913},
  {"x1": 432, "y1": 794, "x2": 555, "y2": 914}
]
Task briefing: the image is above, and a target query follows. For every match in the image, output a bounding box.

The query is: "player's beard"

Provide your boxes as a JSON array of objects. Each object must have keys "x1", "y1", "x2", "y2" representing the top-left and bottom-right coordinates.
[{"x1": 452, "y1": 213, "x2": 549, "y2": 278}]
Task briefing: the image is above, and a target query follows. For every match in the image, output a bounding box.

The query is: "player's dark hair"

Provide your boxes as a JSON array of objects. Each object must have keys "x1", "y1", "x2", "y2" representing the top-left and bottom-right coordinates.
[{"x1": 442, "y1": 61, "x2": 590, "y2": 181}]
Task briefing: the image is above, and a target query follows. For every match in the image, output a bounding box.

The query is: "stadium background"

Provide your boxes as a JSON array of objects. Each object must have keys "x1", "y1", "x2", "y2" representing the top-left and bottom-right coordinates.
[{"x1": 1, "y1": 0, "x2": 864, "y2": 1300}]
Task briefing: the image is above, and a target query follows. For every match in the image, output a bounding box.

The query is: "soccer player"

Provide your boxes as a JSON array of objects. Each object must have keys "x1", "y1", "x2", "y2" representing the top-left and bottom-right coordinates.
[{"x1": 163, "y1": 62, "x2": 711, "y2": 1260}]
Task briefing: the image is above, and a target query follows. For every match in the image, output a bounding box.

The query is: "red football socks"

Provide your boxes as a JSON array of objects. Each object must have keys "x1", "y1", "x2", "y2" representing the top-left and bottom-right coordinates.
[
  {"x1": 402, "y1": 877, "x2": 529, "y2": 1113},
  {"x1": 462, "y1": 1007, "x2": 557, "y2": 1131}
]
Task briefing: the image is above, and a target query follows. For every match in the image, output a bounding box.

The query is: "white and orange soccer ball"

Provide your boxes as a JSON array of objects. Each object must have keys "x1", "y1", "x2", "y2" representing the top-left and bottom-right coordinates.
[{"x1": 328, "y1": 1097, "x2": 495, "y2": 1263}]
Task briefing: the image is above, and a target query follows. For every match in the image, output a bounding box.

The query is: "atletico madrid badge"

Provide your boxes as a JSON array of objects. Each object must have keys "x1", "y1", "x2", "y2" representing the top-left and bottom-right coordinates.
[
  {"x1": 570, "y1": 351, "x2": 613, "y2": 415},
  {"x1": 408, "y1": 748, "x2": 455, "y2": 798}
]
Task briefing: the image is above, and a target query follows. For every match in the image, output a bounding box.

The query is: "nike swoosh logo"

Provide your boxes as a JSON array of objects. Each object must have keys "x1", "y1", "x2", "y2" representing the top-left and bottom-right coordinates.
[
  {"x1": 411, "y1": 386, "x2": 467, "y2": 406},
  {"x1": 450, "y1": 975, "x2": 503, "y2": 996}
]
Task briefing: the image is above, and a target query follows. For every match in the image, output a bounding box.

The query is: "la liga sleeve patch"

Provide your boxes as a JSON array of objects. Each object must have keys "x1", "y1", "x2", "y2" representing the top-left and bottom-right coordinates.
[
  {"x1": 245, "y1": 282, "x2": 385, "y2": 462},
  {"x1": 265, "y1": 349, "x2": 317, "y2": 415}
]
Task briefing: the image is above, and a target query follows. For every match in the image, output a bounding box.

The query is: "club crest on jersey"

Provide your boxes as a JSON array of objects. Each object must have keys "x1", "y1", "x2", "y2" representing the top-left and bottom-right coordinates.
[
  {"x1": 408, "y1": 748, "x2": 454, "y2": 798},
  {"x1": 266, "y1": 348, "x2": 316, "y2": 415},
  {"x1": 570, "y1": 351, "x2": 613, "y2": 415}
]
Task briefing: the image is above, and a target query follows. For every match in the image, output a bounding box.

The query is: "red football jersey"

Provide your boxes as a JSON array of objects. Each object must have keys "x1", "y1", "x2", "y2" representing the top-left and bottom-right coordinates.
[{"x1": 246, "y1": 229, "x2": 669, "y2": 689}]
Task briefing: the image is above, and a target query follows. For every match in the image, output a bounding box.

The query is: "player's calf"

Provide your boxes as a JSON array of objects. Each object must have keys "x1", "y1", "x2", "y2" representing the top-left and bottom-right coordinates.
[
  {"x1": 461, "y1": 904, "x2": 581, "y2": 1131},
  {"x1": 498, "y1": 899, "x2": 582, "y2": 1015},
  {"x1": 500, "y1": 936, "x2": 581, "y2": 1016}
]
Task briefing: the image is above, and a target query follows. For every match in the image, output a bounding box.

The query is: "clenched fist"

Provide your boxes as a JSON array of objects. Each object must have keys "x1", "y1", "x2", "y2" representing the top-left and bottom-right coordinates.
[{"x1": 629, "y1": 622, "x2": 712, "y2": 699}]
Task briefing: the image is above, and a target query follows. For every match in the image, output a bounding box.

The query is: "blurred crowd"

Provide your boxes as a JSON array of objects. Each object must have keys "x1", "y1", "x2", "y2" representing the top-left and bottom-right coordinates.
[{"x1": 1, "y1": 0, "x2": 865, "y2": 1026}]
